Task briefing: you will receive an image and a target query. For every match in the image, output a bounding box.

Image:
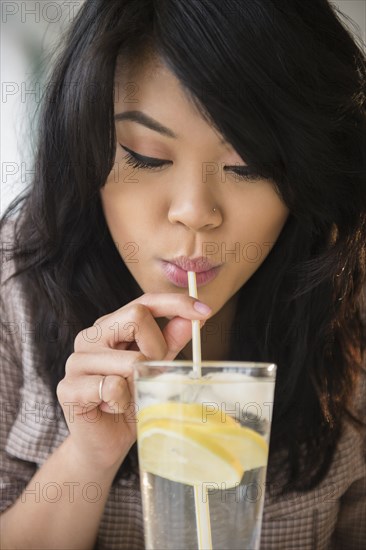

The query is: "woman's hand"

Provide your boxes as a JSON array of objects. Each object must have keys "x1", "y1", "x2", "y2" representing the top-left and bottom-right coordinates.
[{"x1": 56, "y1": 293, "x2": 211, "y2": 473}]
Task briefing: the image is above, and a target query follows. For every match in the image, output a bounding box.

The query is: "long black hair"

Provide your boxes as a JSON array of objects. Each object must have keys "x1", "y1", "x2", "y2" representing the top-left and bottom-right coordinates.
[{"x1": 1, "y1": 0, "x2": 366, "y2": 492}]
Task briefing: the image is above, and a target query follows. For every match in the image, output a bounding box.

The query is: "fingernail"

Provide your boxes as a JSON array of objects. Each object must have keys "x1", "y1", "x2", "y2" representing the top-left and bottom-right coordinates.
[{"x1": 193, "y1": 301, "x2": 212, "y2": 315}]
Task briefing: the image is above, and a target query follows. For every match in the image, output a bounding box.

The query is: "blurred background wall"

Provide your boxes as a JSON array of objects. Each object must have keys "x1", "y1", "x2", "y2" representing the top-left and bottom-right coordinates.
[
  {"x1": 1, "y1": 0, "x2": 85, "y2": 215},
  {"x1": 1, "y1": 1, "x2": 365, "y2": 215}
]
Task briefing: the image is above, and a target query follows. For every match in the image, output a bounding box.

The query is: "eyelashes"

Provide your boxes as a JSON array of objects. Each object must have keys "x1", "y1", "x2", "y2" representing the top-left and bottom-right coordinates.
[
  {"x1": 224, "y1": 165, "x2": 263, "y2": 182},
  {"x1": 122, "y1": 149, "x2": 169, "y2": 171},
  {"x1": 119, "y1": 143, "x2": 263, "y2": 182}
]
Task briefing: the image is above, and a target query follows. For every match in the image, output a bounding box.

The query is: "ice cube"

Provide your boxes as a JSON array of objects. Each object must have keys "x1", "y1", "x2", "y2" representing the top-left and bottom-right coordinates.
[
  {"x1": 197, "y1": 372, "x2": 275, "y2": 423},
  {"x1": 137, "y1": 372, "x2": 188, "y2": 402}
]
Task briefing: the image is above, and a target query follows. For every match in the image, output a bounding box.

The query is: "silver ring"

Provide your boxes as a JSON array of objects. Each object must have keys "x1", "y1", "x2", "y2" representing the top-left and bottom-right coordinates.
[{"x1": 98, "y1": 375, "x2": 106, "y2": 401}]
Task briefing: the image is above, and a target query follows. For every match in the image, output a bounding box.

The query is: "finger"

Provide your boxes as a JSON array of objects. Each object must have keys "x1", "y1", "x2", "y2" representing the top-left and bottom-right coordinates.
[
  {"x1": 64, "y1": 350, "x2": 146, "y2": 378},
  {"x1": 98, "y1": 374, "x2": 134, "y2": 415},
  {"x1": 129, "y1": 293, "x2": 211, "y2": 319},
  {"x1": 74, "y1": 309, "x2": 171, "y2": 358},
  {"x1": 161, "y1": 317, "x2": 198, "y2": 360},
  {"x1": 74, "y1": 293, "x2": 211, "y2": 351},
  {"x1": 57, "y1": 373, "x2": 133, "y2": 416}
]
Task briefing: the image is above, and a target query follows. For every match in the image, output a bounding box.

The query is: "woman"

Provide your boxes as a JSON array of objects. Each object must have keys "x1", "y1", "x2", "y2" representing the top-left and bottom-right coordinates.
[{"x1": 1, "y1": 0, "x2": 365, "y2": 548}]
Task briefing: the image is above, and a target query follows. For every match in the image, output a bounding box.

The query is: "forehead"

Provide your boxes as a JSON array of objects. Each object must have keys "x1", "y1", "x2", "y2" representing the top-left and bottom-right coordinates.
[
  {"x1": 114, "y1": 56, "x2": 226, "y2": 146},
  {"x1": 115, "y1": 55, "x2": 188, "y2": 107}
]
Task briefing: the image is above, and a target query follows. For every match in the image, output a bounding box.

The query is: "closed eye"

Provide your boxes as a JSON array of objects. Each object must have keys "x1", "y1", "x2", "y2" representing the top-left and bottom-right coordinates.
[
  {"x1": 119, "y1": 144, "x2": 170, "y2": 171},
  {"x1": 223, "y1": 165, "x2": 263, "y2": 182},
  {"x1": 119, "y1": 144, "x2": 264, "y2": 181}
]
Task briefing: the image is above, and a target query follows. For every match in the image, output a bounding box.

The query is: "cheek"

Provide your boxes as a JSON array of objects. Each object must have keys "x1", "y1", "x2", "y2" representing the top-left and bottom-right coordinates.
[
  {"x1": 243, "y1": 192, "x2": 289, "y2": 243},
  {"x1": 100, "y1": 185, "x2": 157, "y2": 263},
  {"x1": 230, "y1": 196, "x2": 289, "y2": 274},
  {"x1": 100, "y1": 187, "x2": 132, "y2": 242},
  {"x1": 263, "y1": 206, "x2": 289, "y2": 243}
]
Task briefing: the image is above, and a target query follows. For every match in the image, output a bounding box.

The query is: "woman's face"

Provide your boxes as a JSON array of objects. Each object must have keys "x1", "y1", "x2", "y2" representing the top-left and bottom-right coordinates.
[{"x1": 100, "y1": 57, "x2": 289, "y2": 316}]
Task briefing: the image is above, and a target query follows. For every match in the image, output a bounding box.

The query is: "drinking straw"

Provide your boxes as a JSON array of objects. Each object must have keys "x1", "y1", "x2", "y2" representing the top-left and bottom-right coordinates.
[
  {"x1": 194, "y1": 482, "x2": 213, "y2": 549},
  {"x1": 187, "y1": 271, "x2": 212, "y2": 550},
  {"x1": 187, "y1": 271, "x2": 202, "y2": 378}
]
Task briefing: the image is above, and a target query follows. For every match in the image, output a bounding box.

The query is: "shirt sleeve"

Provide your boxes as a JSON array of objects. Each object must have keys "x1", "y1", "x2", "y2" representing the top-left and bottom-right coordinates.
[
  {"x1": 331, "y1": 474, "x2": 366, "y2": 549},
  {"x1": 0, "y1": 222, "x2": 37, "y2": 513},
  {"x1": 331, "y1": 367, "x2": 366, "y2": 549}
]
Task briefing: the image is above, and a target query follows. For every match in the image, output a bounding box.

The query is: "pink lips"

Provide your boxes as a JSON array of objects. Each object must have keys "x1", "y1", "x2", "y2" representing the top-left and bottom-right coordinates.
[{"x1": 161, "y1": 256, "x2": 222, "y2": 288}]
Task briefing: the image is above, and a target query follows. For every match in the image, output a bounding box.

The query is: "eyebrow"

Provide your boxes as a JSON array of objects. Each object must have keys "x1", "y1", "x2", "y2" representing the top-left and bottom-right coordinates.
[
  {"x1": 114, "y1": 110, "x2": 227, "y2": 145},
  {"x1": 114, "y1": 110, "x2": 178, "y2": 139}
]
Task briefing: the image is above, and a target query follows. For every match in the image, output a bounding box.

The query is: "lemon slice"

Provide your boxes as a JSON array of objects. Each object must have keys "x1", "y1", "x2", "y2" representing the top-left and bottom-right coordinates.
[
  {"x1": 193, "y1": 424, "x2": 269, "y2": 471},
  {"x1": 137, "y1": 402, "x2": 269, "y2": 485},
  {"x1": 138, "y1": 418, "x2": 244, "y2": 487},
  {"x1": 138, "y1": 401, "x2": 239, "y2": 428}
]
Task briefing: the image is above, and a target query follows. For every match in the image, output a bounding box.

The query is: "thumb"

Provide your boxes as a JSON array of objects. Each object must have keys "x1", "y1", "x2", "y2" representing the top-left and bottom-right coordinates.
[{"x1": 162, "y1": 316, "x2": 204, "y2": 361}]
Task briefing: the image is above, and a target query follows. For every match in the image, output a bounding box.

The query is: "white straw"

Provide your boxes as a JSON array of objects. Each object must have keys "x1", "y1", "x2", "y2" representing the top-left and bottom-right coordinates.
[
  {"x1": 194, "y1": 484, "x2": 213, "y2": 549},
  {"x1": 187, "y1": 271, "x2": 212, "y2": 550},
  {"x1": 187, "y1": 271, "x2": 202, "y2": 378}
]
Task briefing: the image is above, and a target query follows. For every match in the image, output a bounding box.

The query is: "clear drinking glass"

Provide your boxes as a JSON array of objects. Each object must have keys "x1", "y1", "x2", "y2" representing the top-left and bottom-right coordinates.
[{"x1": 133, "y1": 361, "x2": 276, "y2": 550}]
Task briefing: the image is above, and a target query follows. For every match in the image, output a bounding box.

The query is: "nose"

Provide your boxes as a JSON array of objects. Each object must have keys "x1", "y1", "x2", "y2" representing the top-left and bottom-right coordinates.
[{"x1": 167, "y1": 168, "x2": 222, "y2": 231}]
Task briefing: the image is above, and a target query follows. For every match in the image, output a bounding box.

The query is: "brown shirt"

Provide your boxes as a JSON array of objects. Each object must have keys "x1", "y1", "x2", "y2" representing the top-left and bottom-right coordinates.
[{"x1": 1, "y1": 222, "x2": 365, "y2": 549}]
